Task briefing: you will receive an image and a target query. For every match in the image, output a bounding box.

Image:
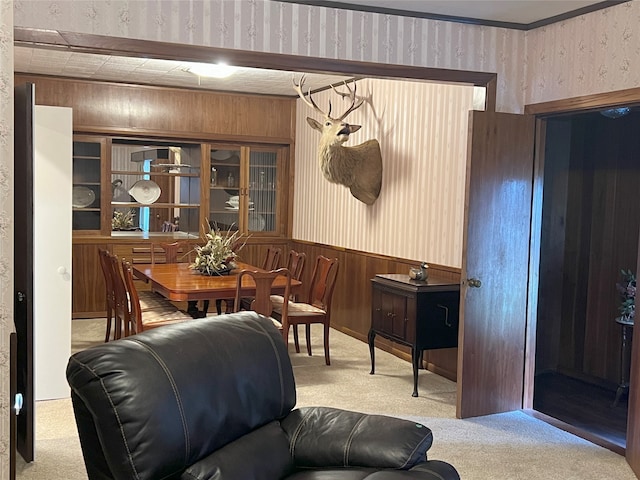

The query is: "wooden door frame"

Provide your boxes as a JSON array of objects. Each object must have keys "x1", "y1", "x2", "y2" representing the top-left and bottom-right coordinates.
[
  {"x1": 524, "y1": 87, "x2": 640, "y2": 467},
  {"x1": 13, "y1": 27, "x2": 498, "y2": 112}
]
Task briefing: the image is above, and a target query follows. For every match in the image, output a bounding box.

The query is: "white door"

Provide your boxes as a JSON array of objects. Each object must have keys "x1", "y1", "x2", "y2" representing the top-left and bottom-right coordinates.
[{"x1": 33, "y1": 105, "x2": 72, "y2": 401}]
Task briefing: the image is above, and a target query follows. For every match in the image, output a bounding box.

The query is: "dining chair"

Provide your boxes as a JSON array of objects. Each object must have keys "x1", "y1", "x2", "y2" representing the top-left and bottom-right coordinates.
[
  {"x1": 247, "y1": 249, "x2": 305, "y2": 310},
  {"x1": 150, "y1": 241, "x2": 192, "y2": 264},
  {"x1": 217, "y1": 246, "x2": 283, "y2": 314},
  {"x1": 271, "y1": 255, "x2": 339, "y2": 365},
  {"x1": 240, "y1": 247, "x2": 296, "y2": 311},
  {"x1": 121, "y1": 259, "x2": 193, "y2": 335},
  {"x1": 262, "y1": 246, "x2": 282, "y2": 270},
  {"x1": 233, "y1": 268, "x2": 291, "y2": 343},
  {"x1": 283, "y1": 249, "x2": 306, "y2": 298},
  {"x1": 103, "y1": 252, "x2": 182, "y2": 338},
  {"x1": 98, "y1": 248, "x2": 116, "y2": 342}
]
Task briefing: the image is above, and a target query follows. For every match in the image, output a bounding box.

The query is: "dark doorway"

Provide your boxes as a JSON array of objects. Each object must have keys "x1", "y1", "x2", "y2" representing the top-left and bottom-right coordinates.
[
  {"x1": 14, "y1": 82, "x2": 35, "y2": 462},
  {"x1": 534, "y1": 108, "x2": 640, "y2": 450}
]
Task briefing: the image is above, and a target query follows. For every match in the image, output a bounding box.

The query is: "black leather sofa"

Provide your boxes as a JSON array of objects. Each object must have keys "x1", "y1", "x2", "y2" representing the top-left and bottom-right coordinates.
[{"x1": 66, "y1": 311, "x2": 460, "y2": 480}]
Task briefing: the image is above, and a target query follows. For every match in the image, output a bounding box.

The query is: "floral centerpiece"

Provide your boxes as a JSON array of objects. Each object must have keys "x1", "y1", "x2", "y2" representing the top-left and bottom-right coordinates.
[
  {"x1": 616, "y1": 268, "x2": 636, "y2": 323},
  {"x1": 190, "y1": 222, "x2": 247, "y2": 276}
]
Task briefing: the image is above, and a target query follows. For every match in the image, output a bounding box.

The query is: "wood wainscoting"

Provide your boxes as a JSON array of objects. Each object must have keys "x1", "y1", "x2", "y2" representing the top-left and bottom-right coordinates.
[{"x1": 290, "y1": 240, "x2": 461, "y2": 382}]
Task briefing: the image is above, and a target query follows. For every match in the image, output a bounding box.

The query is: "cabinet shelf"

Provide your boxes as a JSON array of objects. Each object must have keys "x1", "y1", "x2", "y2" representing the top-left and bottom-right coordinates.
[
  {"x1": 112, "y1": 202, "x2": 200, "y2": 208},
  {"x1": 73, "y1": 137, "x2": 104, "y2": 234},
  {"x1": 111, "y1": 170, "x2": 199, "y2": 178},
  {"x1": 249, "y1": 164, "x2": 277, "y2": 169}
]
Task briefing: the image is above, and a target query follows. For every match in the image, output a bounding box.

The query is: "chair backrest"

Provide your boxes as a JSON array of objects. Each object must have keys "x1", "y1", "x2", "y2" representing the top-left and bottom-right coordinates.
[
  {"x1": 234, "y1": 268, "x2": 291, "y2": 320},
  {"x1": 306, "y1": 256, "x2": 339, "y2": 313},
  {"x1": 105, "y1": 252, "x2": 131, "y2": 337},
  {"x1": 286, "y1": 250, "x2": 306, "y2": 281},
  {"x1": 120, "y1": 258, "x2": 143, "y2": 335},
  {"x1": 151, "y1": 241, "x2": 192, "y2": 264},
  {"x1": 261, "y1": 246, "x2": 282, "y2": 270},
  {"x1": 98, "y1": 248, "x2": 115, "y2": 308}
]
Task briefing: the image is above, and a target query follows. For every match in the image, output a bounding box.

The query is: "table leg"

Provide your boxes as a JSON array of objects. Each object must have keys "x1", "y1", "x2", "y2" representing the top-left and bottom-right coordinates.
[
  {"x1": 412, "y1": 347, "x2": 421, "y2": 397},
  {"x1": 368, "y1": 329, "x2": 376, "y2": 375},
  {"x1": 613, "y1": 323, "x2": 632, "y2": 407}
]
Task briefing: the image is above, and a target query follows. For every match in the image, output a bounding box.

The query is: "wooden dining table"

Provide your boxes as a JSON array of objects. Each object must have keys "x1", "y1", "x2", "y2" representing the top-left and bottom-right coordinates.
[{"x1": 132, "y1": 261, "x2": 301, "y2": 302}]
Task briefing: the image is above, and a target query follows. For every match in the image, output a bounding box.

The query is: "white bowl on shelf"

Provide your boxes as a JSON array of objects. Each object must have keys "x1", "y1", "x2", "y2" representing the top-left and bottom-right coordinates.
[{"x1": 128, "y1": 180, "x2": 161, "y2": 204}]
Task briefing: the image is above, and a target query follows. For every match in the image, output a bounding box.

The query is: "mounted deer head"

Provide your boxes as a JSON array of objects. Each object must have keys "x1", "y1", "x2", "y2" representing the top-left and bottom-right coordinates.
[{"x1": 294, "y1": 75, "x2": 382, "y2": 205}]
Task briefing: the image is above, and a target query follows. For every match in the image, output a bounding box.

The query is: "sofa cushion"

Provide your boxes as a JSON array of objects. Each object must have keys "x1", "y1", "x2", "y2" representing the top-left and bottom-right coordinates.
[
  {"x1": 281, "y1": 407, "x2": 433, "y2": 470},
  {"x1": 66, "y1": 312, "x2": 296, "y2": 480},
  {"x1": 181, "y1": 421, "x2": 293, "y2": 480}
]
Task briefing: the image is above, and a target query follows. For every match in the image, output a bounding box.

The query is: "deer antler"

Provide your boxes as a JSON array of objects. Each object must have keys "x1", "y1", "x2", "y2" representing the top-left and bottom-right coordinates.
[
  {"x1": 292, "y1": 75, "x2": 332, "y2": 118},
  {"x1": 331, "y1": 81, "x2": 365, "y2": 121}
]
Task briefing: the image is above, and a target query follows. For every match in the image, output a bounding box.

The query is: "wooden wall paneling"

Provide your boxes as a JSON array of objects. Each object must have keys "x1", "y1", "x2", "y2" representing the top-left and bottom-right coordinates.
[
  {"x1": 15, "y1": 75, "x2": 296, "y2": 142},
  {"x1": 559, "y1": 117, "x2": 590, "y2": 374},
  {"x1": 585, "y1": 116, "x2": 623, "y2": 381},
  {"x1": 534, "y1": 118, "x2": 571, "y2": 377},
  {"x1": 72, "y1": 243, "x2": 108, "y2": 318},
  {"x1": 291, "y1": 240, "x2": 461, "y2": 381},
  {"x1": 547, "y1": 113, "x2": 640, "y2": 387}
]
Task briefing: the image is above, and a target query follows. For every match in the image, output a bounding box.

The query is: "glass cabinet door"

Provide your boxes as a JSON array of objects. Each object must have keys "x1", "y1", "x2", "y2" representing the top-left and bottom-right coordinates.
[
  {"x1": 72, "y1": 136, "x2": 104, "y2": 233},
  {"x1": 248, "y1": 147, "x2": 279, "y2": 234},
  {"x1": 208, "y1": 147, "x2": 242, "y2": 231},
  {"x1": 208, "y1": 145, "x2": 282, "y2": 236}
]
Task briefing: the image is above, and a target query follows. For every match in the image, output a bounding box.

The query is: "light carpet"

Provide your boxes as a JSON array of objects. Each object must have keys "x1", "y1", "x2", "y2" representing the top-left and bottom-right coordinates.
[{"x1": 16, "y1": 318, "x2": 636, "y2": 480}]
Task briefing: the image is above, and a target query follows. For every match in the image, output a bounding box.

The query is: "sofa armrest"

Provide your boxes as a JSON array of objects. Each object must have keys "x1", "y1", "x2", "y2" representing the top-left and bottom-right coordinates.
[
  {"x1": 408, "y1": 460, "x2": 461, "y2": 480},
  {"x1": 281, "y1": 407, "x2": 433, "y2": 469}
]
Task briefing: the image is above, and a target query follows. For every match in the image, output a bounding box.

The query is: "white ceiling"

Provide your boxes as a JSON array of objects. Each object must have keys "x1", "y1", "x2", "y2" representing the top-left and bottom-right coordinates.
[
  {"x1": 322, "y1": 0, "x2": 605, "y2": 24},
  {"x1": 14, "y1": 0, "x2": 611, "y2": 96},
  {"x1": 14, "y1": 45, "x2": 352, "y2": 97}
]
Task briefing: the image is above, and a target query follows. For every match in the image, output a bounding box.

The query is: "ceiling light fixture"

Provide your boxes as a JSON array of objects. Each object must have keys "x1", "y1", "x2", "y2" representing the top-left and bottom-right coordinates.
[
  {"x1": 600, "y1": 106, "x2": 631, "y2": 119},
  {"x1": 188, "y1": 62, "x2": 237, "y2": 79}
]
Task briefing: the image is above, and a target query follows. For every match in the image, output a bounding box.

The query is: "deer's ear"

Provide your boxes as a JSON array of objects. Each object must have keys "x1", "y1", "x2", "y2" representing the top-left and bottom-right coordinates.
[
  {"x1": 307, "y1": 117, "x2": 322, "y2": 131},
  {"x1": 349, "y1": 124, "x2": 362, "y2": 133}
]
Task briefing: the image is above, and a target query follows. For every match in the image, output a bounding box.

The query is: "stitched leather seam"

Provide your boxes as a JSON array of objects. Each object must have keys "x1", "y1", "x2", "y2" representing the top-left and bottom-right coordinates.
[
  {"x1": 344, "y1": 414, "x2": 366, "y2": 466},
  {"x1": 411, "y1": 466, "x2": 446, "y2": 480},
  {"x1": 399, "y1": 430, "x2": 433, "y2": 469},
  {"x1": 130, "y1": 339, "x2": 191, "y2": 468},
  {"x1": 289, "y1": 408, "x2": 314, "y2": 458},
  {"x1": 253, "y1": 317, "x2": 287, "y2": 416},
  {"x1": 67, "y1": 356, "x2": 141, "y2": 480}
]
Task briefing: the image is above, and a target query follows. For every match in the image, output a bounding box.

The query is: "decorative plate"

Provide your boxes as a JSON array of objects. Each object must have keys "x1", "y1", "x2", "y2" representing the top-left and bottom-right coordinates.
[
  {"x1": 72, "y1": 186, "x2": 96, "y2": 208},
  {"x1": 128, "y1": 180, "x2": 161, "y2": 204},
  {"x1": 248, "y1": 213, "x2": 266, "y2": 231},
  {"x1": 210, "y1": 150, "x2": 234, "y2": 160}
]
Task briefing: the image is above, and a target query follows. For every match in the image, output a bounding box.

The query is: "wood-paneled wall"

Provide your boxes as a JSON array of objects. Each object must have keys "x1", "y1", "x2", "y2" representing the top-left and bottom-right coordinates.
[
  {"x1": 14, "y1": 75, "x2": 296, "y2": 143},
  {"x1": 290, "y1": 240, "x2": 460, "y2": 381},
  {"x1": 537, "y1": 112, "x2": 640, "y2": 386}
]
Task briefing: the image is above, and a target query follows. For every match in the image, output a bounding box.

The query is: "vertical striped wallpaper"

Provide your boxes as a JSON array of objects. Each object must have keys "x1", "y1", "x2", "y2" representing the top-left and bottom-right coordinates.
[
  {"x1": 0, "y1": 0, "x2": 11, "y2": 476},
  {"x1": 293, "y1": 78, "x2": 475, "y2": 268}
]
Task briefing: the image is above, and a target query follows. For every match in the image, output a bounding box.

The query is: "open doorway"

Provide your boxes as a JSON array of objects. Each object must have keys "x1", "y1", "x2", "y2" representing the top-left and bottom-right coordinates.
[{"x1": 534, "y1": 107, "x2": 640, "y2": 450}]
